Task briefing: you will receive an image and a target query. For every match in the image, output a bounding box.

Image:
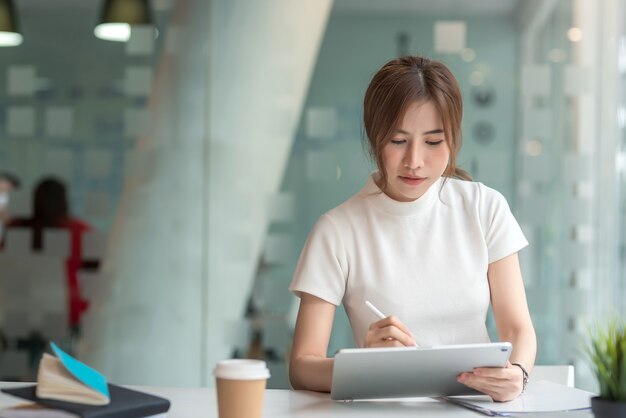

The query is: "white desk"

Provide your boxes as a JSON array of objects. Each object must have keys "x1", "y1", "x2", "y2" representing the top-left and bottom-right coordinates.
[{"x1": 0, "y1": 383, "x2": 593, "y2": 417}]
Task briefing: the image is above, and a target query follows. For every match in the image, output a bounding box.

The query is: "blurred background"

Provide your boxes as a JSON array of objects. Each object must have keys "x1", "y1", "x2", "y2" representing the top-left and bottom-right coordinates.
[{"x1": 0, "y1": 0, "x2": 624, "y2": 392}]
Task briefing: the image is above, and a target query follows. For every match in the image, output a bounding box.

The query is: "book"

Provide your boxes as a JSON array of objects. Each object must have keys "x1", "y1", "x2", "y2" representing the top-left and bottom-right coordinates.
[
  {"x1": 2, "y1": 385, "x2": 170, "y2": 418},
  {"x1": 1, "y1": 343, "x2": 170, "y2": 418},
  {"x1": 37, "y1": 343, "x2": 109, "y2": 405}
]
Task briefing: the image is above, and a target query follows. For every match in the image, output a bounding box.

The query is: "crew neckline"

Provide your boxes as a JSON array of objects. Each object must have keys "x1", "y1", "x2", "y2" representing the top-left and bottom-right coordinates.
[{"x1": 359, "y1": 172, "x2": 444, "y2": 216}]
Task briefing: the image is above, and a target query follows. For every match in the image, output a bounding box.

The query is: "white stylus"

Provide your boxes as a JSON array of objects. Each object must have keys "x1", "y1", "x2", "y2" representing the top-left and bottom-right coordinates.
[
  {"x1": 365, "y1": 300, "x2": 419, "y2": 347},
  {"x1": 365, "y1": 300, "x2": 386, "y2": 320}
]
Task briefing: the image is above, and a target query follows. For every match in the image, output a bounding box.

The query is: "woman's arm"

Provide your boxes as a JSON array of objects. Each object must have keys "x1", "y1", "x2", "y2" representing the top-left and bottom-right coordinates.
[
  {"x1": 458, "y1": 252, "x2": 537, "y2": 401},
  {"x1": 489, "y1": 252, "x2": 536, "y2": 373},
  {"x1": 289, "y1": 293, "x2": 336, "y2": 392},
  {"x1": 289, "y1": 293, "x2": 418, "y2": 392}
]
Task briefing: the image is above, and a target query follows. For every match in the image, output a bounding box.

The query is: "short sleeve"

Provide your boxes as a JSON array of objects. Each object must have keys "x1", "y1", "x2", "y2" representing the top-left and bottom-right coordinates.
[
  {"x1": 289, "y1": 214, "x2": 348, "y2": 306},
  {"x1": 478, "y1": 183, "x2": 529, "y2": 264}
]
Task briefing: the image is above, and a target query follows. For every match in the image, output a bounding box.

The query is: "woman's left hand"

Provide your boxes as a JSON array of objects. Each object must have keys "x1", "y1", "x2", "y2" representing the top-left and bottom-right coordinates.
[{"x1": 457, "y1": 361, "x2": 523, "y2": 402}]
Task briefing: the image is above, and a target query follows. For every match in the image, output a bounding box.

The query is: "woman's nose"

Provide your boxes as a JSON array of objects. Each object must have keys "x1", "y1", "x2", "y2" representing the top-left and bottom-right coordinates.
[{"x1": 403, "y1": 144, "x2": 424, "y2": 169}]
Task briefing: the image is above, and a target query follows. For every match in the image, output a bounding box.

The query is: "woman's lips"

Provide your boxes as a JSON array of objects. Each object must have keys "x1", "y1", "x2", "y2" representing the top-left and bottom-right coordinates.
[{"x1": 399, "y1": 176, "x2": 426, "y2": 186}]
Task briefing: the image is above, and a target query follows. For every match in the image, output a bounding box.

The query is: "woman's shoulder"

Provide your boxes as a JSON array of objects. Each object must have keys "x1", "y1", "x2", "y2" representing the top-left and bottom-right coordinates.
[
  {"x1": 325, "y1": 190, "x2": 371, "y2": 218},
  {"x1": 310, "y1": 192, "x2": 372, "y2": 238},
  {"x1": 440, "y1": 179, "x2": 512, "y2": 220},
  {"x1": 442, "y1": 178, "x2": 506, "y2": 204}
]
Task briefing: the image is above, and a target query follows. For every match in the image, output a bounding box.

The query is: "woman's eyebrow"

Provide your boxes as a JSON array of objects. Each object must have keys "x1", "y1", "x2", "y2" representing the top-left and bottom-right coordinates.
[
  {"x1": 423, "y1": 129, "x2": 444, "y2": 135},
  {"x1": 392, "y1": 128, "x2": 444, "y2": 135},
  {"x1": 393, "y1": 129, "x2": 411, "y2": 135}
]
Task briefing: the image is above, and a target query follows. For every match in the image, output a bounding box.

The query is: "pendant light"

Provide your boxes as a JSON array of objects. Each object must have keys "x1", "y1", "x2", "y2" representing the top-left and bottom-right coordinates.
[
  {"x1": 0, "y1": 0, "x2": 23, "y2": 47},
  {"x1": 94, "y1": 0, "x2": 155, "y2": 42}
]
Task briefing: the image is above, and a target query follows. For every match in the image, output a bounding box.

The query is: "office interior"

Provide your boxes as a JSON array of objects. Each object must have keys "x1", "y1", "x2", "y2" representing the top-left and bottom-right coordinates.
[{"x1": 0, "y1": 0, "x2": 624, "y2": 394}]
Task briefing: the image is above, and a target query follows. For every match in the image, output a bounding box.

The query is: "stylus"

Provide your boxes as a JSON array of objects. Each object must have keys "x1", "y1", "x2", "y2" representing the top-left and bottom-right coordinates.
[
  {"x1": 365, "y1": 300, "x2": 386, "y2": 319},
  {"x1": 365, "y1": 300, "x2": 419, "y2": 347}
]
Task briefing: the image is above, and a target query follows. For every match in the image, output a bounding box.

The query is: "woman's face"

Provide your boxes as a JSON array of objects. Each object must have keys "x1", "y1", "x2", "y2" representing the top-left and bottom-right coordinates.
[{"x1": 380, "y1": 100, "x2": 450, "y2": 202}]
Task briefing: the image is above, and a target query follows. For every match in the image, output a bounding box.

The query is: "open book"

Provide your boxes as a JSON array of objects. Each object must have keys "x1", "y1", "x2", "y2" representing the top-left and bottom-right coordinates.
[{"x1": 36, "y1": 344, "x2": 109, "y2": 406}]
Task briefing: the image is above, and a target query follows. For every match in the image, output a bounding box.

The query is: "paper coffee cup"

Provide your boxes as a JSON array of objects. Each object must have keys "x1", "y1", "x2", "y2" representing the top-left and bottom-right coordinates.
[{"x1": 214, "y1": 359, "x2": 270, "y2": 418}]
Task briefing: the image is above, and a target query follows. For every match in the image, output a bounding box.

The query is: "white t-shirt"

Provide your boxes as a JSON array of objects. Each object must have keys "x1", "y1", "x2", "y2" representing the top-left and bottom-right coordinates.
[{"x1": 289, "y1": 173, "x2": 528, "y2": 348}]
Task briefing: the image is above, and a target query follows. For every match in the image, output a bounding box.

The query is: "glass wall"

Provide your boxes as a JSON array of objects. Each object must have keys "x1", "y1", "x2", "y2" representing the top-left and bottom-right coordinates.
[
  {"x1": 517, "y1": 0, "x2": 593, "y2": 386},
  {"x1": 0, "y1": 0, "x2": 624, "y2": 391},
  {"x1": 0, "y1": 0, "x2": 178, "y2": 381}
]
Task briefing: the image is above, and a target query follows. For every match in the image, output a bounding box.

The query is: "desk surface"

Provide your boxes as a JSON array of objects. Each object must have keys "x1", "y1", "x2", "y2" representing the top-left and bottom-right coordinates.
[{"x1": 0, "y1": 383, "x2": 593, "y2": 417}]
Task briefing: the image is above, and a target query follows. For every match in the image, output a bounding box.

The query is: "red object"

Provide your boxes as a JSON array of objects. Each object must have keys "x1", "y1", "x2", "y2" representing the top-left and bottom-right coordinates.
[{"x1": 60, "y1": 218, "x2": 92, "y2": 328}]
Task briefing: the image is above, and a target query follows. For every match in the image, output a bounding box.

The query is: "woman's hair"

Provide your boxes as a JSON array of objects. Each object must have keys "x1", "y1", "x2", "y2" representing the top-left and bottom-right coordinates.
[
  {"x1": 33, "y1": 177, "x2": 69, "y2": 227},
  {"x1": 363, "y1": 55, "x2": 471, "y2": 191}
]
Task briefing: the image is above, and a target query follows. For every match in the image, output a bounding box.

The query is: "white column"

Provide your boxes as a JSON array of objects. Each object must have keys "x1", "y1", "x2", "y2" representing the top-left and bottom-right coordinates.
[{"x1": 81, "y1": 0, "x2": 332, "y2": 387}]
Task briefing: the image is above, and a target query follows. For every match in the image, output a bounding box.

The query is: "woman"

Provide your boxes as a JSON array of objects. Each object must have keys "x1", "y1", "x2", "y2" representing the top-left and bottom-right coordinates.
[
  {"x1": 288, "y1": 56, "x2": 536, "y2": 401},
  {"x1": 8, "y1": 177, "x2": 92, "y2": 331}
]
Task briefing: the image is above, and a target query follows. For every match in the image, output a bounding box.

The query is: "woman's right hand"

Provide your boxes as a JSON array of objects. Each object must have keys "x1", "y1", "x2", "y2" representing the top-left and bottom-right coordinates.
[{"x1": 365, "y1": 316, "x2": 417, "y2": 347}]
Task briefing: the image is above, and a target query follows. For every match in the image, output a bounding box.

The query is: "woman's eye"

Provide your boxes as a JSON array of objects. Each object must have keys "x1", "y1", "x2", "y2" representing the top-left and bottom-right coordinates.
[
  {"x1": 426, "y1": 140, "x2": 444, "y2": 146},
  {"x1": 390, "y1": 139, "x2": 406, "y2": 145}
]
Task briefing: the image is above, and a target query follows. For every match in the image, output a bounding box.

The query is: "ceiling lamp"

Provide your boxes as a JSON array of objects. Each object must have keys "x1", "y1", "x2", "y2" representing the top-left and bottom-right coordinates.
[
  {"x1": 94, "y1": 0, "x2": 155, "y2": 42},
  {"x1": 0, "y1": 0, "x2": 23, "y2": 47}
]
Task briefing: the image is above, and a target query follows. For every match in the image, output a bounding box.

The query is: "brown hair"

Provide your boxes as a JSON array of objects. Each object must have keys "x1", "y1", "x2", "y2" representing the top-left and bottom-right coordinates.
[{"x1": 363, "y1": 55, "x2": 471, "y2": 191}]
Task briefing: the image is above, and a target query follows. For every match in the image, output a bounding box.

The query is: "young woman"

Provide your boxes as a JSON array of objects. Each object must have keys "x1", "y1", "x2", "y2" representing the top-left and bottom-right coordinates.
[
  {"x1": 288, "y1": 56, "x2": 536, "y2": 402},
  {"x1": 7, "y1": 177, "x2": 92, "y2": 331}
]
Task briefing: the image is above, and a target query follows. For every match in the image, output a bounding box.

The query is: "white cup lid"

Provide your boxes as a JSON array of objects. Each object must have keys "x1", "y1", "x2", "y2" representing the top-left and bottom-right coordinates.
[{"x1": 214, "y1": 359, "x2": 270, "y2": 380}]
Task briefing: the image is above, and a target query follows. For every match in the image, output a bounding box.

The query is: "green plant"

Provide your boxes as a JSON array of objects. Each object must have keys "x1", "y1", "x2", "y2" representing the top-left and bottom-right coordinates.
[{"x1": 585, "y1": 317, "x2": 626, "y2": 401}]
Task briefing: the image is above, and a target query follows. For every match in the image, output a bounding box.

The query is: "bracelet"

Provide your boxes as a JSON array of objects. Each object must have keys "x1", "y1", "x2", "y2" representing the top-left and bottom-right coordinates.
[{"x1": 511, "y1": 363, "x2": 529, "y2": 393}]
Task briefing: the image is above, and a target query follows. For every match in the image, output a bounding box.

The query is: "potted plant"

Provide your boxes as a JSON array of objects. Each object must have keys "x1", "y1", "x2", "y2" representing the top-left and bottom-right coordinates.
[{"x1": 586, "y1": 317, "x2": 626, "y2": 418}]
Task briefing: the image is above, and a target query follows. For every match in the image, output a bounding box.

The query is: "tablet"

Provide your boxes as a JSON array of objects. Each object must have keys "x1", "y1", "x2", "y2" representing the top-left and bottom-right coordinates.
[{"x1": 330, "y1": 342, "x2": 512, "y2": 400}]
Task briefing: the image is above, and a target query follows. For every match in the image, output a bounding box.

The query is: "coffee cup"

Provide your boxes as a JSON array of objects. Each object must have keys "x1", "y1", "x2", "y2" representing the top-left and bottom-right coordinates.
[{"x1": 214, "y1": 359, "x2": 270, "y2": 418}]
